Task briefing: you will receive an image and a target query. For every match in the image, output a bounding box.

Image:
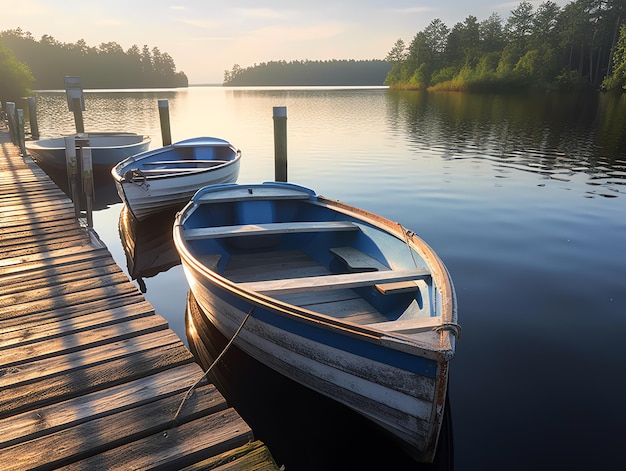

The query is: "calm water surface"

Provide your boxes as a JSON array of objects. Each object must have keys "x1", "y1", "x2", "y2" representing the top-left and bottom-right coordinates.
[{"x1": 27, "y1": 87, "x2": 626, "y2": 470}]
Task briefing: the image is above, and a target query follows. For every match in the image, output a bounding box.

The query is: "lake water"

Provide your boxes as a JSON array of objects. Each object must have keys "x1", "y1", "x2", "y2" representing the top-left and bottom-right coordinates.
[{"x1": 25, "y1": 87, "x2": 626, "y2": 470}]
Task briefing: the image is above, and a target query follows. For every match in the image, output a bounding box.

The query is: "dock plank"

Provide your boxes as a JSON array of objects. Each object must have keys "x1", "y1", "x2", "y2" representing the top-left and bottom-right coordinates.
[
  {"x1": 0, "y1": 334, "x2": 193, "y2": 419},
  {"x1": 0, "y1": 300, "x2": 156, "y2": 349},
  {"x1": 0, "y1": 329, "x2": 179, "y2": 388},
  {"x1": 0, "y1": 313, "x2": 170, "y2": 368},
  {"x1": 1, "y1": 384, "x2": 235, "y2": 471},
  {"x1": 0, "y1": 361, "x2": 203, "y2": 448},
  {"x1": 58, "y1": 407, "x2": 254, "y2": 471}
]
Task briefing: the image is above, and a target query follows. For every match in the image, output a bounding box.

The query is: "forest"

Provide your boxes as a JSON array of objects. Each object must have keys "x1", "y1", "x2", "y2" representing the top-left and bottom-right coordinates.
[
  {"x1": 3, "y1": 0, "x2": 626, "y2": 101},
  {"x1": 223, "y1": 60, "x2": 391, "y2": 86},
  {"x1": 384, "y1": 0, "x2": 626, "y2": 91},
  {"x1": 0, "y1": 28, "x2": 188, "y2": 92}
]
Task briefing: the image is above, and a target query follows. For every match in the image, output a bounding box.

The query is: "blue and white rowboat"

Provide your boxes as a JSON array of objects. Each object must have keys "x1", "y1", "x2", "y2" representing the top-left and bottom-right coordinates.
[
  {"x1": 173, "y1": 181, "x2": 459, "y2": 463},
  {"x1": 112, "y1": 136, "x2": 241, "y2": 221}
]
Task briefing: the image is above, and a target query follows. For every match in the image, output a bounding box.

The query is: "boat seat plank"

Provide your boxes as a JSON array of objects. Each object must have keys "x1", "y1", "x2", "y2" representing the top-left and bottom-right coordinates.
[
  {"x1": 239, "y1": 268, "x2": 430, "y2": 295},
  {"x1": 143, "y1": 160, "x2": 229, "y2": 166},
  {"x1": 366, "y1": 315, "x2": 442, "y2": 334},
  {"x1": 136, "y1": 168, "x2": 213, "y2": 175},
  {"x1": 330, "y1": 246, "x2": 389, "y2": 272},
  {"x1": 375, "y1": 280, "x2": 420, "y2": 294},
  {"x1": 196, "y1": 186, "x2": 312, "y2": 203},
  {"x1": 184, "y1": 221, "x2": 359, "y2": 240}
]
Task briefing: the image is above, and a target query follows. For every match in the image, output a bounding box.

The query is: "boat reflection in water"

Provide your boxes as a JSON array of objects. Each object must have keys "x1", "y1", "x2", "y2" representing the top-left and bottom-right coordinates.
[
  {"x1": 118, "y1": 205, "x2": 181, "y2": 292},
  {"x1": 185, "y1": 291, "x2": 454, "y2": 471}
]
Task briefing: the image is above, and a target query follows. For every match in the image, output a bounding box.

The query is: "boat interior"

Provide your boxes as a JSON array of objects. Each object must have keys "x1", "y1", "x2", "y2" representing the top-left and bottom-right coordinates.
[
  {"x1": 183, "y1": 194, "x2": 441, "y2": 334},
  {"x1": 133, "y1": 145, "x2": 238, "y2": 175}
]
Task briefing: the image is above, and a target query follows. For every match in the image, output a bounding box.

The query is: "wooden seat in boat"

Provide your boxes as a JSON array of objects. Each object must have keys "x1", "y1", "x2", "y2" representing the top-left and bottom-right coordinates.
[
  {"x1": 183, "y1": 221, "x2": 359, "y2": 240},
  {"x1": 238, "y1": 268, "x2": 430, "y2": 295}
]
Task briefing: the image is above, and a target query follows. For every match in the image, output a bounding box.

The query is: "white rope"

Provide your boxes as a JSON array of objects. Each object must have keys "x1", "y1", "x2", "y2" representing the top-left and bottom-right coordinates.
[
  {"x1": 401, "y1": 227, "x2": 420, "y2": 268},
  {"x1": 173, "y1": 307, "x2": 254, "y2": 421}
]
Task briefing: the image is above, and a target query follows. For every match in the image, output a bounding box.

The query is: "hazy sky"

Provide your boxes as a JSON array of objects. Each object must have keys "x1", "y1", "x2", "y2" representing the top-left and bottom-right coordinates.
[{"x1": 2, "y1": 1, "x2": 572, "y2": 84}]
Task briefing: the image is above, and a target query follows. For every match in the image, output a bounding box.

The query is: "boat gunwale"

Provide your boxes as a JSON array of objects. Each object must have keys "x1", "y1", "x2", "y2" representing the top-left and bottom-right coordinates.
[{"x1": 25, "y1": 133, "x2": 150, "y2": 152}]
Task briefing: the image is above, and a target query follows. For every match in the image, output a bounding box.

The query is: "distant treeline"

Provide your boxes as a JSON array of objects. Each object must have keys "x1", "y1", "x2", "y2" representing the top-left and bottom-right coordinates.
[
  {"x1": 384, "y1": 0, "x2": 626, "y2": 92},
  {"x1": 0, "y1": 28, "x2": 188, "y2": 90},
  {"x1": 223, "y1": 60, "x2": 391, "y2": 86}
]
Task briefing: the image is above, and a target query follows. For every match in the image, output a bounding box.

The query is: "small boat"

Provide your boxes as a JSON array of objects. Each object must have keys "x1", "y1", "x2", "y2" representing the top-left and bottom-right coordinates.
[
  {"x1": 173, "y1": 181, "x2": 459, "y2": 463},
  {"x1": 112, "y1": 136, "x2": 241, "y2": 221},
  {"x1": 25, "y1": 132, "x2": 151, "y2": 170}
]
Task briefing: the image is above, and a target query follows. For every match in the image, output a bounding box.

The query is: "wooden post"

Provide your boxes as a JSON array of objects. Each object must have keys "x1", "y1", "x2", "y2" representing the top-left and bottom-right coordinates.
[
  {"x1": 82, "y1": 147, "x2": 94, "y2": 227},
  {"x1": 64, "y1": 136, "x2": 81, "y2": 218},
  {"x1": 71, "y1": 97, "x2": 85, "y2": 133},
  {"x1": 273, "y1": 106, "x2": 287, "y2": 182},
  {"x1": 16, "y1": 109, "x2": 27, "y2": 156},
  {"x1": 6, "y1": 102, "x2": 17, "y2": 144},
  {"x1": 27, "y1": 97, "x2": 40, "y2": 140},
  {"x1": 158, "y1": 99, "x2": 172, "y2": 146}
]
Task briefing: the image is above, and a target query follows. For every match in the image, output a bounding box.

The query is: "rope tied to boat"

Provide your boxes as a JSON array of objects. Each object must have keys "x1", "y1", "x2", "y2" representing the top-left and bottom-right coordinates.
[
  {"x1": 123, "y1": 168, "x2": 149, "y2": 189},
  {"x1": 173, "y1": 307, "x2": 254, "y2": 421},
  {"x1": 401, "y1": 227, "x2": 420, "y2": 268},
  {"x1": 434, "y1": 322, "x2": 462, "y2": 338}
]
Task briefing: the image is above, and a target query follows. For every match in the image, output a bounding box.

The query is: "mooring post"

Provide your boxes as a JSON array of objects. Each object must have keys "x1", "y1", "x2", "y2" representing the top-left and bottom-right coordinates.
[
  {"x1": 81, "y1": 147, "x2": 94, "y2": 227},
  {"x1": 16, "y1": 109, "x2": 27, "y2": 156},
  {"x1": 6, "y1": 102, "x2": 17, "y2": 144},
  {"x1": 158, "y1": 99, "x2": 172, "y2": 146},
  {"x1": 273, "y1": 106, "x2": 287, "y2": 182},
  {"x1": 64, "y1": 136, "x2": 80, "y2": 218},
  {"x1": 27, "y1": 97, "x2": 40, "y2": 140},
  {"x1": 71, "y1": 97, "x2": 85, "y2": 134}
]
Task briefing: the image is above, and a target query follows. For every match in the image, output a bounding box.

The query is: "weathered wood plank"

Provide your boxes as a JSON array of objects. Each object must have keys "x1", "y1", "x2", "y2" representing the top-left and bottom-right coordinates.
[
  {"x1": 375, "y1": 280, "x2": 420, "y2": 294},
  {"x1": 0, "y1": 245, "x2": 110, "y2": 276},
  {"x1": 0, "y1": 340, "x2": 194, "y2": 419},
  {"x1": 0, "y1": 227, "x2": 87, "y2": 248},
  {"x1": 240, "y1": 268, "x2": 431, "y2": 295},
  {"x1": 0, "y1": 258, "x2": 123, "y2": 297},
  {"x1": 57, "y1": 407, "x2": 253, "y2": 471},
  {"x1": 0, "y1": 212, "x2": 76, "y2": 233},
  {"x1": 0, "y1": 360, "x2": 204, "y2": 449},
  {"x1": 0, "y1": 257, "x2": 121, "y2": 296},
  {"x1": 0, "y1": 300, "x2": 155, "y2": 349},
  {"x1": 225, "y1": 249, "x2": 318, "y2": 272},
  {"x1": 1, "y1": 238, "x2": 99, "y2": 260},
  {"x1": 0, "y1": 313, "x2": 169, "y2": 368},
  {"x1": 184, "y1": 220, "x2": 358, "y2": 239},
  {"x1": 0, "y1": 198, "x2": 75, "y2": 215},
  {"x1": 0, "y1": 291, "x2": 146, "y2": 329},
  {"x1": 0, "y1": 258, "x2": 119, "y2": 296},
  {"x1": 0, "y1": 270, "x2": 134, "y2": 308},
  {"x1": 276, "y1": 289, "x2": 387, "y2": 323},
  {"x1": 0, "y1": 384, "x2": 235, "y2": 471},
  {"x1": 330, "y1": 246, "x2": 389, "y2": 272},
  {"x1": 0, "y1": 329, "x2": 178, "y2": 389},
  {"x1": 178, "y1": 441, "x2": 279, "y2": 471},
  {"x1": 0, "y1": 218, "x2": 82, "y2": 239}
]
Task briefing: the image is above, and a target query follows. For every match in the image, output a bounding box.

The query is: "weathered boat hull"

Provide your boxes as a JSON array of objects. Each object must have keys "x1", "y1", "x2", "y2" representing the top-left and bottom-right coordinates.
[
  {"x1": 112, "y1": 137, "x2": 241, "y2": 220},
  {"x1": 173, "y1": 182, "x2": 458, "y2": 462},
  {"x1": 26, "y1": 132, "x2": 151, "y2": 170}
]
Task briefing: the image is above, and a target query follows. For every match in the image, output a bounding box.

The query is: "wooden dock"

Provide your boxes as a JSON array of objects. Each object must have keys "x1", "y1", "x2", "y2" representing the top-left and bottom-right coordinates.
[{"x1": 0, "y1": 131, "x2": 279, "y2": 470}]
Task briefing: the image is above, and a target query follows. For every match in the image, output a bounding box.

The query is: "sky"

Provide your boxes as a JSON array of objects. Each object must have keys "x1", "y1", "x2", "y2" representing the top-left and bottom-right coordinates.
[{"x1": 1, "y1": 0, "x2": 573, "y2": 85}]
